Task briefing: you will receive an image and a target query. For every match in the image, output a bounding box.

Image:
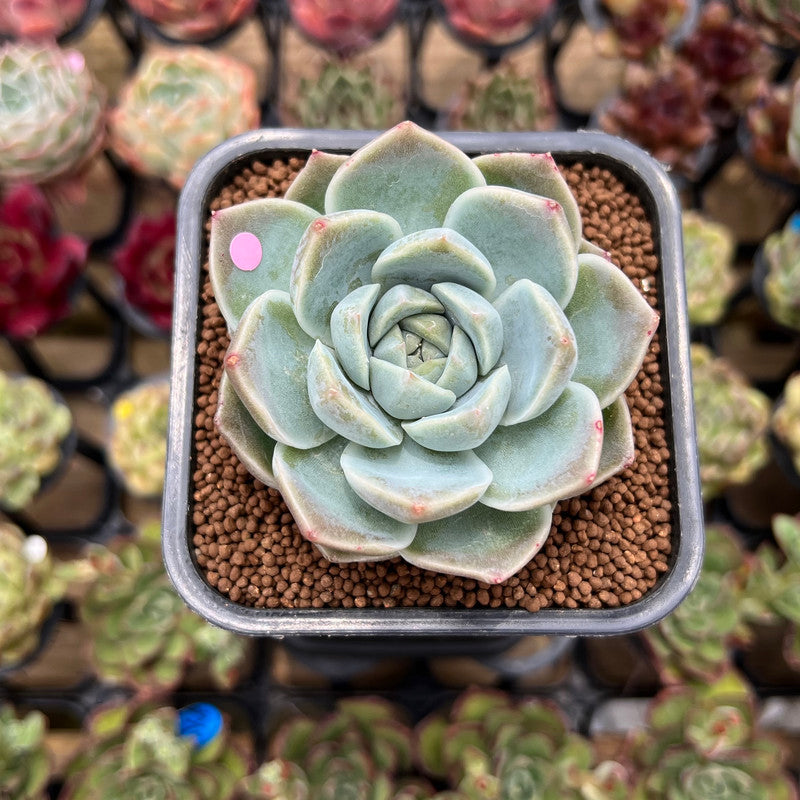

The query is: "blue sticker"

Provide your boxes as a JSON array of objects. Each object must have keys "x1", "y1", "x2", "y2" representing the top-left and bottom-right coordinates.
[
  {"x1": 790, "y1": 212, "x2": 800, "y2": 234},
  {"x1": 176, "y1": 702, "x2": 223, "y2": 748}
]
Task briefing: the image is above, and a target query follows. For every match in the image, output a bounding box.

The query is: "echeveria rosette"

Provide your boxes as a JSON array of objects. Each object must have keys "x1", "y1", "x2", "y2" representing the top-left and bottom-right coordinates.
[{"x1": 209, "y1": 122, "x2": 659, "y2": 584}]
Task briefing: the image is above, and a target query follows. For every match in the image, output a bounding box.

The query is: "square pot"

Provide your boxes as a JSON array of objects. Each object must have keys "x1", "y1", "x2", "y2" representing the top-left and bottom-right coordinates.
[{"x1": 164, "y1": 128, "x2": 703, "y2": 636}]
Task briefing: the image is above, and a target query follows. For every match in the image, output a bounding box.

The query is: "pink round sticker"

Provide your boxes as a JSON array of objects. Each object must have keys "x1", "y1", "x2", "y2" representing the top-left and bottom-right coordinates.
[{"x1": 229, "y1": 232, "x2": 262, "y2": 272}]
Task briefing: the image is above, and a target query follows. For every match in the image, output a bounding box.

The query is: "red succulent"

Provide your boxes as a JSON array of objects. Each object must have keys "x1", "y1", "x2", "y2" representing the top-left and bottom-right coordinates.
[
  {"x1": 127, "y1": 0, "x2": 256, "y2": 41},
  {"x1": 441, "y1": 0, "x2": 555, "y2": 46},
  {"x1": 0, "y1": 0, "x2": 87, "y2": 39},
  {"x1": 0, "y1": 183, "x2": 87, "y2": 340},
  {"x1": 113, "y1": 212, "x2": 175, "y2": 333},
  {"x1": 288, "y1": 0, "x2": 400, "y2": 57},
  {"x1": 745, "y1": 82, "x2": 800, "y2": 182}
]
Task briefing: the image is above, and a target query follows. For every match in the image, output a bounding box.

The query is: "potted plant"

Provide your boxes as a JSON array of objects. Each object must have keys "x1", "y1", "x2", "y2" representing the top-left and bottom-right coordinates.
[{"x1": 163, "y1": 122, "x2": 702, "y2": 636}]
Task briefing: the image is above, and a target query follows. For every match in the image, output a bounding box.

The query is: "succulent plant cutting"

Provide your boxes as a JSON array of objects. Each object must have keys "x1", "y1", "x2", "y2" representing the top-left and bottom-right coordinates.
[
  {"x1": 0, "y1": 705, "x2": 51, "y2": 800},
  {"x1": 762, "y1": 212, "x2": 800, "y2": 331},
  {"x1": 0, "y1": 372, "x2": 72, "y2": 511},
  {"x1": 773, "y1": 373, "x2": 800, "y2": 476},
  {"x1": 0, "y1": 0, "x2": 88, "y2": 39},
  {"x1": 109, "y1": 47, "x2": 260, "y2": 189},
  {"x1": 126, "y1": 0, "x2": 256, "y2": 41},
  {"x1": 209, "y1": 122, "x2": 658, "y2": 584},
  {"x1": 0, "y1": 43, "x2": 105, "y2": 185}
]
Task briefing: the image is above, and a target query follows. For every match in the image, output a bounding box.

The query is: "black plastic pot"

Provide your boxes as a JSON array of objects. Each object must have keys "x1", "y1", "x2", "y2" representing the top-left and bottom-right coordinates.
[{"x1": 164, "y1": 128, "x2": 703, "y2": 637}]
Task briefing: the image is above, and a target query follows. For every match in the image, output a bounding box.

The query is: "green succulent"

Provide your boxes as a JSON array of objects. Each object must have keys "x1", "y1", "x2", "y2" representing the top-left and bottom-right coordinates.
[
  {"x1": 284, "y1": 60, "x2": 403, "y2": 130},
  {"x1": 241, "y1": 697, "x2": 421, "y2": 800},
  {"x1": 109, "y1": 47, "x2": 260, "y2": 189},
  {"x1": 109, "y1": 379, "x2": 170, "y2": 497},
  {"x1": 0, "y1": 43, "x2": 105, "y2": 184},
  {"x1": 773, "y1": 372, "x2": 800, "y2": 475},
  {"x1": 0, "y1": 371, "x2": 72, "y2": 511},
  {"x1": 762, "y1": 212, "x2": 800, "y2": 331},
  {"x1": 690, "y1": 344, "x2": 771, "y2": 499},
  {"x1": 0, "y1": 705, "x2": 51, "y2": 800},
  {"x1": 61, "y1": 704, "x2": 247, "y2": 800},
  {"x1": 643, "y1": 525, "x2": 750, "y2": 683},
  {"x1": 447, "y1": 65, "x2": 557, "y2": 133},
  {"x1": 210, "y1": 122, "x2": 658, "y2": 582},
  {"x1": 681, "y1": 211, "x2": 737, "y2": 326},
  {"x1": 631, "y1": 670, "x2": 796, "y2": 800},
  {"x1": 79, "y1": 522, "x2": 248, "y2": 692},
  {"x1": 415, "y1": 688, "x2": 631, "y2": 799}
]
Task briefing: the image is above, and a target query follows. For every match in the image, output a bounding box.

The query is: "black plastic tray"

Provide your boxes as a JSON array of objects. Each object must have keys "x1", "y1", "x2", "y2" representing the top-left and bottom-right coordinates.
[{"x1": 164, "y1": 128, "x2": 703, "y2": 637}]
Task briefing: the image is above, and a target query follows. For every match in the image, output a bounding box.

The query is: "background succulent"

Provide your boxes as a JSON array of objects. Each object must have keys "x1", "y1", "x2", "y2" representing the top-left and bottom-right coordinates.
[
  {"x1": 762, "y1": 211, "x2": 800, "y2": 331},
  {"x1": 80, "y1": 522, "x2": 248, "y2": 692},
  {"x1": 446, "y1": 64, "x2": 557, "y2": 133},
  {"x1": 773, "y1": 372, "x2": 800, "y2": 476},
  {"x1": 109, "y1": 378, "x2": 170, "y2": 497},
  {"x1": 736, "y1": 0, "x2": 800, "y2": 45},
  {"x1": 440, "y1": 0, "x2": 555, "y2": 46},
  {"x1": 0, "y1": 372, "x2": 72, "y2": 511},
  {"x1": 0, "y1": 182, "x2": 87, "y2": 340},
  {"x1": 61, "y1": 703, "x2": 247, "y2": 800},
  {"x1": 681, "y1": 211, "x2": 736, "y2": 326},
  {"x1": 109, "y1": 47, "x2": 260, "y2": 189},
  {"x1": 126, "y1": 0, "x2": 256, "y2": 40},
  {"x1": 0, "y1": 705, "x2": 51, "y2": 800},
  {"x1": 596, "y1": 0, "x2": 689, "y2": 61},
  {"x1": 209, "y1": 122, "x2": 657, "y2": 583},
  {"x1": 744, "y1": 82, "x2": 800, "y2": 182},
  {"x1": 0, "y1": 0, "x2": 88, "y2": 39},
  {"x1": 790, "y1": 77, "x2": 800, "y2": 168},
  {"x1": 690, "y1": 344, "x2": 771, "y2": 499},
  {"x1": 282, "y1": 59, "x2": 404, "y2": 130},
  {"x1": 0, "y1": 43, "x2": 105, "y2": 184}
]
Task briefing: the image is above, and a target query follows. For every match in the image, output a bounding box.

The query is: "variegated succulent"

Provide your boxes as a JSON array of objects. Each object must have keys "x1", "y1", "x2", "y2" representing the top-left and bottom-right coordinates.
[
  {"x1": 691, "y1": 344, "x2": 771, "y2": 499},
  {"x1": 0, "y1": 705, "x2": 51, "y2": 800},
  {"x1": 681, "y1": 211, "x2": 736, "y2": 327},
  {"x1": 0, "y1": 43, "x2": 105, "y2": 184},
  {"x1": 773, "y1": 372, "x2": 800, "y2": 476},
  {"x1": 762, "y1": 211, "x2": 800, "y2": 331},
  {"x1": 210, "y1": 122, "x2": 658, "y2": 583}
]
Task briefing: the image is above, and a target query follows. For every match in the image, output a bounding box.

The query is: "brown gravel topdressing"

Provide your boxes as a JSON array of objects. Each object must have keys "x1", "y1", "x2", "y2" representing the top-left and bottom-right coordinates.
[{"x1": 191, "y1": 156, "x2": 672, "y2": 612}]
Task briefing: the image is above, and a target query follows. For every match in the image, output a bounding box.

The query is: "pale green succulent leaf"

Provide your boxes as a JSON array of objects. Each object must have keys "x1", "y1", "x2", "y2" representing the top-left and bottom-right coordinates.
[
  {"x1": 402, "y1": 502, "x2": 553, "y2": 584},
  {"x1": 284, "y1": 150, "x2": 349, "y2": 212},
  {"x1": 431, "y1": 282, "x2": 503, "y2": 375},
  {"x1": 477, "y1": 382, "x2": 603, "y2": 510},
  {"x1": 436, "y1": 326, "x2": 479, "y2": 397},
  {"x1": 325, "y1": 121, "x2": 486, "y2": 234},
  {"x1": 290, "y1": 210, "x2": 402, "y2": 344},
  {"x1": 494, "y1": 279, "x2": 577, "y2": 425},
  {"x1": 274, "y1": 438, "x2": 416, "y2": 558},
  {"x1": 330, "y1": 283, "x2": 381, "y2": 390},
  {"x1": 372, "y1": 324, "x2": 406, "y2": 367},
  {"x1": 444, "y1": 186, "x2": 578, "y2": 305},
  {"x1": 411, "y1": 358, "x2": 447, "y2": 382},
  {"x1": 225, "y1": 291, "x2": 335, "y2": 449},
  {"x1": 214, "y1": 373, "x2": 278, "y2": 488},
  {"x1": 368, "y1": 285, "x2": 444, "y2": 345},
  {"x1": 340, "y1": 438, "x2": 492, "y2": 523},
  {"x1": 565, "y1": 254, "x2": 659, "y2": 408},
  {"x1": 307, "y1": 342, "x2": 402, "y2": 449},
  {"x1": 773, "y1": 514, "x2": 800, "y2": 567},
  {"x1": 370, "y1": 358, "x2": 456, "y2": 419},
  {"x1": 371, "y1": 228, "x2": 496, "y2": 297},
  {"x1": 209, "y1": 198, "x2": 318, "y2": 331},
  {"x1": 400, "y1": 313, "x2": 453, "y2": 353},
  {"x1": 579, "y1": 238, "x2": 609, "y2": 258},
  {"x1": 588, "y1": 396, "x2": 636, "y2": 490},
  {"x1": 402, "y1": 366, "x2": 511, "y2": 451}
]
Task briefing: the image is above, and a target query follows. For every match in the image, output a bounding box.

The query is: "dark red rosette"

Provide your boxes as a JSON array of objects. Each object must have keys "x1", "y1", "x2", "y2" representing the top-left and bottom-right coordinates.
[
  {"x1": 113, "y1": 212, "x2": 175, "y2": 333},
  {"x1": 0, "y1": 183, "x2": 87, "y2": 339}
]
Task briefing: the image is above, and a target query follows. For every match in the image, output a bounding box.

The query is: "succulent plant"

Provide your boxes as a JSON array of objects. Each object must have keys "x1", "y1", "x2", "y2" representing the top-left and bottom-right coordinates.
[
  {"x1": 108, "y1": 378, "x2": 170, "y2": 497},
  {"x1": 113, "y1": 212, "x2": 175, "y2": 333},
  {"x1": 241, "y1": 697, "x2": 424, "y2": 800},
  {"x1": 762, "y1": 212, "x2": 800, "y2": 331},
  {"x1": 681, "y1": 211, "x2": 736, "y2": 326},
  {"x1": 630, "y1": 670, "x2": 797, "y2": 800},
  {"x1": 80, "y1": 522, "x2": 248, "y2": 692},
  {"x1": 596, "y1": 0, "x2": 690, "y2": 61},
  {"x1": 0, "y1": 0, "x2": 87, "y2": 39},
  {"x1": 643, "y1": 525, "x2": 750, "y2": 683},
  {"x1": 109, "y1": 47, "x2": 259, "y2": 189},
  {"x1": 0, "y1": 182, "x2": 88, "y2": 339},
  {"x1": 598, "y1": 61, "x2": 715, "y2": 178},
  {"x1": 61, "y1": 702, "x2": 247, "y2": 800},
  {"x1": 282, "y1": 59, "x2": 404, "y2": 130},
  {"x1": 0, "y1": 372, "x2": 72, "y2": 511},
  {"x1": 790, "y1": 77, "x2": 800, "y2": 168},
  {"x1": 0, "y1": 524, "x2": 76, "y2": 668},
  {"x1": 690, "y1": 344, "x2": 771, "y2": 499},
  {"x1": 415, "y1": 687, "x2": 631, "y2": 798},
  {"x1": 447, "y1": 64, "x2": 557, "y2": 133},
  {"x1": 736, "y1": 0, "x2": 800, "y2": 46},
  {"x1": 210, "y1": 122, "x2": 658, "y2": 583},
  {"x1": 126, "y1": 0, "x2": 256, "y2": 41},
  {"x1": 745, "y1": 82, "x2": 800, "y2": 183},
  {"x1": 440, "y1": 0, "x2": 556, "y2": 46},
  {"x1": 0, "y1": 43, "x2": 105, "y2": 184},
  {"x1": 773, "y1": 373, "x2": 800, "y2": 475},
  {"x1": 0, "y1": 705, "x2": 51, "y2": 800}
]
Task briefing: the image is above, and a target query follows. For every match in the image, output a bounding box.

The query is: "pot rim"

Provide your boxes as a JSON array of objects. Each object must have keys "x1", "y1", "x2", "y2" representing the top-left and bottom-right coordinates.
[{"x1": 164, "y1": 127, "x2": 703, "y2": 636}]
